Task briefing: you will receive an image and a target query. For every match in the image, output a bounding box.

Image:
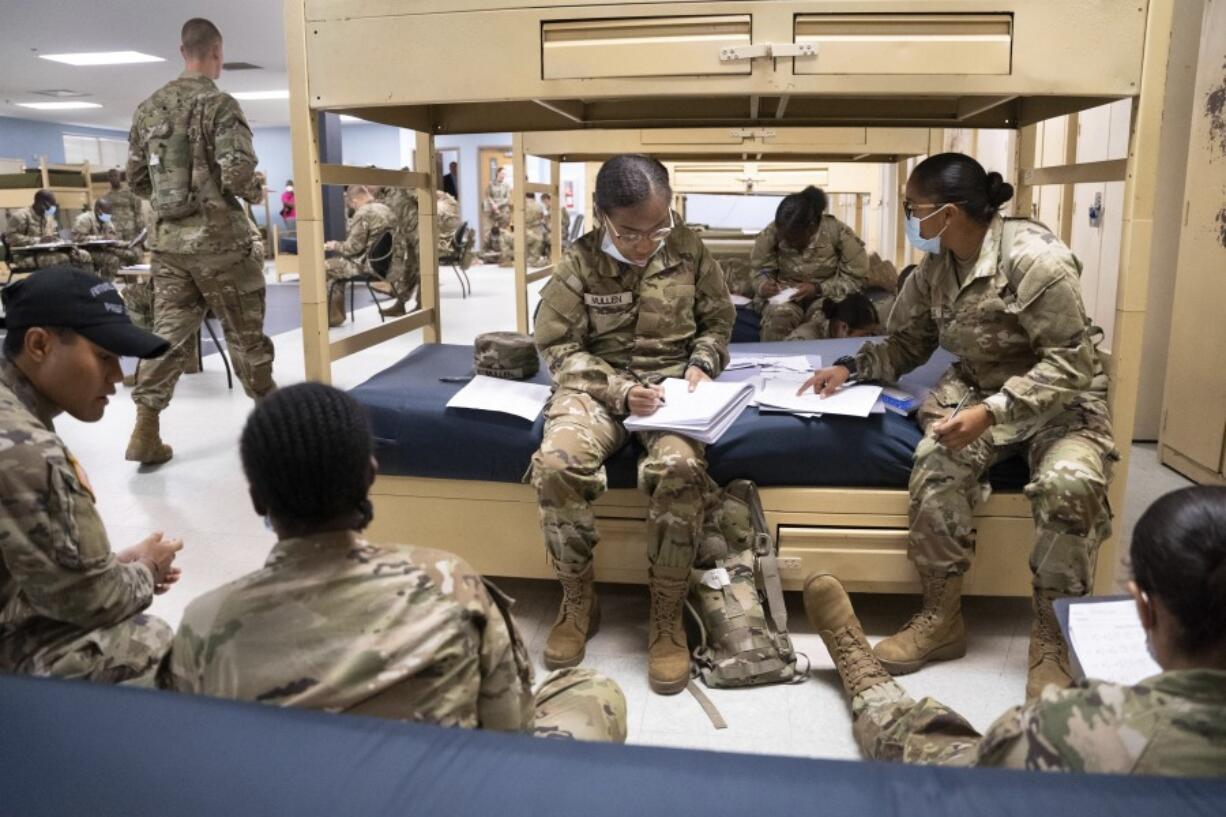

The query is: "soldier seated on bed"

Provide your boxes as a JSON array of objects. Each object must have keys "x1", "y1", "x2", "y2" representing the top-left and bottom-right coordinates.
[
  {"x1": 802, "y1": 485, "x2": 1226, "y2": 776},
  {"x1": 160, "y1": 382, "x2": 627, "y2": 743}
]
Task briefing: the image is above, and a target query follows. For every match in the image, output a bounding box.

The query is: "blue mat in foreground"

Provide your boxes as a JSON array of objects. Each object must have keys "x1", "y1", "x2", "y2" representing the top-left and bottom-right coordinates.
[{"x1": 2, "y1": 675, "x2": 1223, "y2": 817}]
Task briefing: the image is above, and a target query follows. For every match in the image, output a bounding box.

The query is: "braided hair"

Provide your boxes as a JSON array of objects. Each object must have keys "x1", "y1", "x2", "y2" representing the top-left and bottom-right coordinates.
[
  {"x1": 910, "y1": 153, "x2": 1014, "y2": 225},
  {"x1": 240, "y1": 383, "x2": 375, "y2": 531},
  {"x1": 594, "y1": 154, "x2": 672, "y2": 214}
]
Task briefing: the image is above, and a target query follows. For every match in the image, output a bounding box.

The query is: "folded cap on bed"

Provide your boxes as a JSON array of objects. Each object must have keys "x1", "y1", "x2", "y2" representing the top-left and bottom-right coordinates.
[{"x1": 473, "y1": 331, "x2": 539, "y2": 380}]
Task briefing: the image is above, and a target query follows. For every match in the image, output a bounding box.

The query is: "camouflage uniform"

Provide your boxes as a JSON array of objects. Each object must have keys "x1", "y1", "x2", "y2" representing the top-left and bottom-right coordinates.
[
  {"x1": 161, "y1": 530, "x2": 627, "y2": 742},
  {"x1": 854, "y1": 217, "x2": 1116, "y2": 595},
  {"x1": 127, "y1": 70, "x2": 275, "y2": 409},
  {"x1": 325, "y1": 201, "x2": 397, "y2": 284},
  {"x1": 107, "y1": 186, "x2": 146, "y2": 242},
  {"x1": 4, "y1": 207, "x2": 93, "y2": 273},
  {"x1": 850, "y1": 670, "x2": 1226, "y2": 775},
  {"x1": 437, "y1": 190, "x2": 475, "y2": 270},
  {"x1": 721, "y1": 257, "x2": 755, "y2": 299},
  {"x1": 482, "y1": 179, "x2": 511, "y2": 254},
  {"x1": 531, "y1": 223, "x2": 735, "y2": 570},
  {"x1": 751, "y1": 215, "x2": 868, "y2": 341},
  {"x1": 71, "y1": 211, "x2": 141, "y2": 281},
  {"x1": 375, "y1": 186, "x2": 416, "y2": 300},
  {"x1": 0, "y1": 358, "x2": 171, "y2": 684},
  {"x1": 500, "y1": 197, "x2": 548, "y2": 266}
]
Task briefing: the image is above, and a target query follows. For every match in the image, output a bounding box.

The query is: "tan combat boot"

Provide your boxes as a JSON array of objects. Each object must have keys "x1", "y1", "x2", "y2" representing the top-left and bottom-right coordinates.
[
  {"x1": 872, "y1": 572, "x2": 966, "y2": 675},
  {"x1": 647, "y1": 565, "x2": 691, "y2": 695},
  {"x1": 1026, "y1": 589, "x2": 1074, "y2": 701},
  {"x1": 382, "y1": 297, "x2": 407, "y2": 317},
  {"x1": 328, "y1": 288, "x2": 346, "y2": 327},
  {"x1": 803, "y1": 573, "x2": 893, "y2": 698},
  {"x1": 125, "y1": 406, "x2": 173, "y2": 465},
  {"x1": 543, "y1": 562, "x2": 600, "y2": 670}
]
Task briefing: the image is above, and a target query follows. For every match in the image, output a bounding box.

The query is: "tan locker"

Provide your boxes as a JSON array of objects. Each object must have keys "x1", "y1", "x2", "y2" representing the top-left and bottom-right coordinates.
[
  {"x1": 542, "y1": 15, "x2": 752, "y2": 80},
  {"x1": 793, "y1": 14, "x2": 1013, "y2": 76},
  {"x1": 1159, "y1": 0, "x2": 1226, "y2": 486}
]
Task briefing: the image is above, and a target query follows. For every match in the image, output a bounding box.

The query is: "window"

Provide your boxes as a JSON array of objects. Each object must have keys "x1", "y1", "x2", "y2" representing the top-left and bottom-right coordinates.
[{"x1": 62, "y1": 134, "x2": 128, "y2": 170}]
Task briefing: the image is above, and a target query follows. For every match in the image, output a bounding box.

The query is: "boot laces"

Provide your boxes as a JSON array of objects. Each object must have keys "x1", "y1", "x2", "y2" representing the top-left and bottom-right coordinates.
[
  {"x1": 1034, "y1": 598, "x2": 1066, "y2": 662},
  {"x1": 650, "y1": 578, "x2": 685, "y2": 634},
  {"x1": 557, "y1": 573, "x2": 586, "y2": 623},
  {"x1": 832, "y1": 626, "x2": 880, "y2": 684},
  {"x1": 899, "y1": 578, "x2": 947, "y2": 636}
]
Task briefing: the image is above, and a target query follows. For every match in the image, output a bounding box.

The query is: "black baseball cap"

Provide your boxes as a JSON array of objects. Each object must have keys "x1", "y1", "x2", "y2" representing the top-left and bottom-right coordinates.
[{"x1": 1, "y1": 266, "x2": 169, "y2": 359}]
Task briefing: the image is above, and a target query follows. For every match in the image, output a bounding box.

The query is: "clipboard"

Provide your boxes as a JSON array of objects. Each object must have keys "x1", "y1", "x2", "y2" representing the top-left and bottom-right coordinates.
[{"x1": 1054, "y1": 594, "x2": 1139, "y2": 682}]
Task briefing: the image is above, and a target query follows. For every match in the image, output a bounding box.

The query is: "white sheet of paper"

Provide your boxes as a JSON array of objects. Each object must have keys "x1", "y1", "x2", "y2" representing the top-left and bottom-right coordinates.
[
  {"x1": 726, "y1": 353, "x2": 816, "y2": 373},
  {"x1": 768, "y1": 287, "x2": 800, "y2": 306},
  {"x1": 446, "y1": 375, "x2": 551, "y2": 422},
  {"x1": 623, "y1": 378, "x2": 754, "y2": 444},
  {"x1": 756, "y1": 378, "x2": 883, "y2": 418},
  {"x1": 729, "y1": 294, "x2": 752, "y2": 306},
  {"x1": 1068, "y1": 600, "x2": 1162, "y2": 686}
]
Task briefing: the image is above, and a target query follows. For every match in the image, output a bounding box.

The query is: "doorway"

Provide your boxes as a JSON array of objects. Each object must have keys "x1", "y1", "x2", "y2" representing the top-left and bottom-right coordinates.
[
  {"x1": 479, "y1": 146, "x2": 512, "y2": 253},
  {"x1": 436, "y1": 148, "x2": 460, "y2": 201}
]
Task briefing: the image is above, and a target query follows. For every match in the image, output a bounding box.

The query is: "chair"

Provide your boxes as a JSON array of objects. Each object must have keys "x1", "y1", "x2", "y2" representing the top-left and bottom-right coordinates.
[
  {"x1": 567, "y1": 213, "x2": 584, "y2": 244},
  {"x1": 439, "y1": 222, "x2": 474, "y2": 298},
  {"x1": 332, "y1": 229, "x2": 396, "y2": 325},
  {"x1": 195, "y1": 311, "x2": 234, "y2": 390}
]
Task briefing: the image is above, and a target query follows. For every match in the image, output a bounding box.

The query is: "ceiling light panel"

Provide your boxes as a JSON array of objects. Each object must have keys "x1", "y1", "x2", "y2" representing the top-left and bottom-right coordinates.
[
  {"x1": 39, "y1": 51, "x2": 164, "y2": 66},
  {"x1": 231, "y1": 90, "x2": 289, "y2": 101},
  {"x1": 17, "y1": 101, "x2": 103, "y2": 110}
]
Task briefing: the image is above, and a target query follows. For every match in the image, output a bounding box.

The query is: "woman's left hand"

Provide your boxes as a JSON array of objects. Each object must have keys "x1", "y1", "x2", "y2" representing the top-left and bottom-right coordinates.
[
  {"x1": 685, "y1": 366, "x2": 711, "y2": 392},
  {"x1": 932, "y1": 404, "x2": 994, "y2": 451}
]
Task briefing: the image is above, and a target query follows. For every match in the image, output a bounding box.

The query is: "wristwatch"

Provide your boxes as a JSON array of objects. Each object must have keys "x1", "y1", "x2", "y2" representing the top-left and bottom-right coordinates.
[{"x1": 833, "y1": 355, "x2": 859, "y2": 377}]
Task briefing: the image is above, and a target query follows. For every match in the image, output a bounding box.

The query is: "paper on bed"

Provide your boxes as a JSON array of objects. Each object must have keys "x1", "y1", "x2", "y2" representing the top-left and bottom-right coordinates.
[
  {"x1": 1068, "y1": 599, "x2": 1161, "y2": 686},
  {"x1": 623, "y1": 378, "x2": 755, "y2": 444},
  {"x1": 729, "y1": 294, "x2": 752, "y2": 306},
  {"x1": 756, "y1": 378, "x2": 883, "y2": 418},
  {"x1": 768, "y1": 287, "x2": 800, "y2": 306},
  {"x1": 445, "y1": 375, "x2": 552, "y2": 422},
  {"x1": 725, "y1": 353, "x2": 816, "y2": 373}
]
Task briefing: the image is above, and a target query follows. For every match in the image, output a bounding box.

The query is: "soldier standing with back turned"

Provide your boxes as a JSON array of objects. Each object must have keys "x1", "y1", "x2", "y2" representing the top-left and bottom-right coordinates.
[{"x1": 124, "y1": 17, "x2": 277, "y2": 466}]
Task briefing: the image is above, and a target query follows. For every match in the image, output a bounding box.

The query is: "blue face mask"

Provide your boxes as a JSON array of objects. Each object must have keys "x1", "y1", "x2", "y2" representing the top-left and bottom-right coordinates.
[
  {"x1": 98, "y1": 213, "x2": 112, "y2": 224},
  {"x1": 904, "y1": 204, "x2": 951, "y2": 254},
  {"x1": 44, "y1": 205, "x2": 57, "y2": 218}
]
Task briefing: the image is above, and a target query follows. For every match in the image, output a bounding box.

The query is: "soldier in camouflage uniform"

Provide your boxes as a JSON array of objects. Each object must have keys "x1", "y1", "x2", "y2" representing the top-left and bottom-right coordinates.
[
  {"x1": 784, "y1": 292, "x2": 881, "y2": 341},
  {"x1": 720, "y1": 257, "x2": 755, "y2": 299},
  {"x1": 105, "y1": 168, "x2": 145, "y2": 242},
  {"x1": 800, "y1": 154, "x2": 1117, "y2": 700},
  {"x1": 532, "y1": 155, "x2": 734, "y2": 695},
  {"x1": 0, "y1": 268, "x2": 184, "y2": 685},
  {"x1": 436, "y1": 189, "x2": 474, "y2": 270},
  {"x1": 751, "y1": 186, "x2": 869, "y2": 341},
  {"x1": 499, "y1": 193, "x2": 548, "y2": 267},
  {"x1": 801, "y1": 484, "x2": 1226, "y2": 776},
  {"x1": 375, "y1": 180, "x2": 416, "y2": 315},
  {"x1": 162, "y1": 382, "x2": 627, "y2": 743},
  {"x1": 124, "y1": 18, "x2": 276, "y2": 466},
  {"x1": 482, "y1": 166, "x2": 511, "y2": 259},
  {"x1": 540, "y1": 192, "x2": 572, "y2": 252},
  {"x1": 324, "y1": 185, "x2": 397, "y2": 326},
  {"x1": 72, "y1": 198, "x2": 142, "y2": 281},
  {"x1": 5, "y1": 190, "x2": 93, "y2": 274}
]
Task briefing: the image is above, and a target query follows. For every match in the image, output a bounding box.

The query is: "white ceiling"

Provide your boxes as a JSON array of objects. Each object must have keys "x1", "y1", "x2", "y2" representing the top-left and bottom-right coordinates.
[{"x1": 0, "y1": 0, "x2": 290, "y2": 132}]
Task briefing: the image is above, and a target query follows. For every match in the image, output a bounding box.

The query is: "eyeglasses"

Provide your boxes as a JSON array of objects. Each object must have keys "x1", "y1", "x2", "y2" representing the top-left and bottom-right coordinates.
[
  {"x1": 604, "y1": 210, "x2": 674, "y2": 245},
  {"x1": 903, "y1": 201, "x2": 964, "y2": 219}
]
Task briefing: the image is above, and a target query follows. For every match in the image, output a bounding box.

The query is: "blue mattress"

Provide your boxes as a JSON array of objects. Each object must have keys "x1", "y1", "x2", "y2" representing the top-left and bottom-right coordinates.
[
  {"x1": 2, "y1": 675, "x2": 1222, "y2": 817},
  {"x1": 351, "y1": 338, "x2": 1029, "y2": 490}
]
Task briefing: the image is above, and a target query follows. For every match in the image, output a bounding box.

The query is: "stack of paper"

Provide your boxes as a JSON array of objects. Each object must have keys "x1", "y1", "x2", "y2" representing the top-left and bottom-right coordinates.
[
  {"x1": 623, "y1": 378, "x2": 755, "y2": 444},
  {"x1": 445, "y1": 375, "x2": 552, "y2": 422},
  {"x1": 768, "y1": 287, "x2": 800, "y2": 306},
  {"x1": 729, "y1": 294, "x2": 752, "y2": 306},
  {"x1": 755, "y1": 378, "x2": 883, "y2": 418},
  {"x1": 1068, "y1": 599, "x2": 1162, "y2": 686},
  {"x1": 725, "y1": 353, "x2": 817, "y2": 374}
]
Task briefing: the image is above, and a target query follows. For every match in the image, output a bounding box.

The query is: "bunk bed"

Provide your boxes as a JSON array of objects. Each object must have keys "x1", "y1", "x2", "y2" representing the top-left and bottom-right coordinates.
[
  {"x1": 0, "y1": 158, "x2": 103, "y2": 211},
  {"x1": 285, "y1": 0, "x2": 1174, "y2": 599}
]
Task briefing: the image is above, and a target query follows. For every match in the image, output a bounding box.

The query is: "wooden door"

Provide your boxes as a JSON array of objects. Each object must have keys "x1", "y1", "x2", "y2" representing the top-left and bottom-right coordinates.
[{"x1": 478, "y1": 146, "x2": 512, "y2": 250}]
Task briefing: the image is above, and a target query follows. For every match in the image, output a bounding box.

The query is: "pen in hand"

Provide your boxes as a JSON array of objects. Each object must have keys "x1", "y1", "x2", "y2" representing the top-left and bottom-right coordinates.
[{"x1": 932, "y1": 392, "x2": 971, "y2": 440}]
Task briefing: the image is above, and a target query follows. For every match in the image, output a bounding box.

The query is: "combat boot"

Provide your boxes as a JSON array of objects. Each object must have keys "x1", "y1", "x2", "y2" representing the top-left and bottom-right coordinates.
[
  {"x1": 803, "y1": 573, "x2": 892, "y2": 698},
  {"x1": 543, "y1": 562, "x2": 600, "y2": 670},
  {"x1": 647, "y1": 565, "x2": 691, "y2": 695},
  {"x1": 381, "y1": 297, "x2": 407, "y2": 317},
  {"x1": 873, "y1": 572, "x2": 966, "y2": 674},
  {"x1": 328, "y1": 288, "x2": 346, "y2": 327},
  {"x1": 125, "y1": 406, "x2": 173, "y2": 465},
  {"x1": 1026, "y1": 589, "x2": 1074, "y2": 701}
]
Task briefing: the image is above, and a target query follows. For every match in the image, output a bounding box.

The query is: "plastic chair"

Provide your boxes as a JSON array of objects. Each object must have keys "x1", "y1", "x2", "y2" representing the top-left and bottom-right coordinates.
[{"x1": 195, "y1": 311, "x2": 234, "y2": 390}]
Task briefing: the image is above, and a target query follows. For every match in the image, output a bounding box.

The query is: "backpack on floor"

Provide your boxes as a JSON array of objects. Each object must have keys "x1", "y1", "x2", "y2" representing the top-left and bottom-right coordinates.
[{"x1": 686, "y1": 480, "x2": 801, "y2": 688}]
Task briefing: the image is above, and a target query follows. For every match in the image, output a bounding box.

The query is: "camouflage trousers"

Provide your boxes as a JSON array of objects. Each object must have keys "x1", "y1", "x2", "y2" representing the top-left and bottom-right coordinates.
[
  {"x1": 133, "y1": 250, "x2": 276, "y2": 411},
  {"x1": 123, "y1": 276, "x2": 155, "y2": 332},
  {"x1": 325, "y1": 255, "x2": 367, "y2": 283},
  {"x1": 531, "y1": 667, "x2": 628, "y2": 742},
  {"x1": 531, "y1": 389, "x2": 715, "y2": 570},
  {"x1": 9, "y1": 247, "x2": 93, "y2": 274},
  {"x1": 0, "y1": 612, "x2": 173, "y2": 687},
  {"x1": 396, "y1": 236, "x2": 421, "y2": 300},
  {"x1": 85, "y1": 247, "x2": 141, "y2": 282},
  {"x1": 852, "y1": 680, "x2": 982, "y2": 765},
  {"x1": 499, "y1": 230, "x2": 547, "y2": 267},
  {"x1": 909, "y1": 392, "x2": 1115, "y2": 595},
  {"x1": 785, "y1": 313, "x2": 832, "y2": 341},
  {"x1": 758, "y1": 296, "x2": 822, "y2": 342}
]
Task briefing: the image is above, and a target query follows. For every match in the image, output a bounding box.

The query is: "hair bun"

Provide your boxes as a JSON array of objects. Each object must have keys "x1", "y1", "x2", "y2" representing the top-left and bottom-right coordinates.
[{"x1": 985, "y1": 172, "x2": 1014, "y2": 208}]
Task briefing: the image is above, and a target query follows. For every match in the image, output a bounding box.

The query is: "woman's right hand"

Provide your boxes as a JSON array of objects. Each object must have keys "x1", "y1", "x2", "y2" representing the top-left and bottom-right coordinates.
[
  {"x1": 796, "y1": 365, "x2": 851, "y2": 398},
  {"x1": 628, "y1": 384, "x2": 666, "y2": 416},
  {"x1": 759, "y1": 278, "x2": 781, "y2": 297}
]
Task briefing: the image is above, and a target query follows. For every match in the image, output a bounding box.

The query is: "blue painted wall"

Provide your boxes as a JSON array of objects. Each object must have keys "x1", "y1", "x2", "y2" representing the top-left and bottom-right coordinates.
[{"x1": 0, "y1": 115, "x2": 129, "y2": 167}]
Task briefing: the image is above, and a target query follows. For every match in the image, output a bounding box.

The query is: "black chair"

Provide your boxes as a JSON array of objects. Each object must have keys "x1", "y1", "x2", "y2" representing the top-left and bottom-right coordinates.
[
  {"x1": 332, "y1": 229, "x2": 396, "y2": 325},
  {"x1": 568, "y1": 213, "x2": 585, "y2": 244},
  {"x1": 439, "y1": 222, "x2": 474, "y2": 298},
  {"x1": 195, "y1": 311, "x2": 234, "y2": 390}
]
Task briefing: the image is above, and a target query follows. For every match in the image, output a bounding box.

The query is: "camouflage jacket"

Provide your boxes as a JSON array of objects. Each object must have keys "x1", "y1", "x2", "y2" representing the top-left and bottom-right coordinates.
[
  {"x1": 524, "y1": 197, "x2": 545, "y2": 230},
  {"x1": 127, "y1": 70, "x2": 263, "y2": 254},
  {"x1": 855, "y1": 216, "x2": 1109, "y2": 446},
  {"x1": 535, "y1": 221, "x2": 734, "y2": 414},
  {"x1": 71, "y1": 212, "x2": 116, "y2": 242},
  {"x1": 5, "y1": 207, "x2": 57, "y2": 247},
  {"x1": 0, "y1": 358, "x2": 155, "y2": 668},
  {"x1": 485, "y1": 181, "x2": 510, "y2": 210},
  {"x1": 437, "y1": 192, "x2": 460, "y2": 248},
  {"x1": 378, "y1": 186, "x2": 418, "y2": 246},
  {"x1": 338, "y1": 202, "x2": 396, "y2": 261},
  {"x1": 750, "y1": 215, "x2": 869, "y2": 302},
  {"x1": 161, "y1": 530, "x2": 537, "y2": 730},
  {"x1": 106, "y1": 187, "x2": 145, "y2": 241},
  {"x1": 976, "y1": 669, "x2": 1226, "y2": 775}
]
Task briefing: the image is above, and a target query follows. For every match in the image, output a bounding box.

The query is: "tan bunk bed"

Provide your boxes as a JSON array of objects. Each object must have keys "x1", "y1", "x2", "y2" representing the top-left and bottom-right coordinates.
[
  {"x1": 0, "y1": 157, "x2": 101, "y2": 211},
  {"x1": 285, "y1": 0, "x2": 1178, "y2": 597}
]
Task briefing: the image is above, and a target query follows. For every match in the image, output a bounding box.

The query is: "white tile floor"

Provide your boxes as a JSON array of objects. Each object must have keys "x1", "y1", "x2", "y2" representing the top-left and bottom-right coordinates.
[{"x1": 57, "y1": 263, "x2": 1192, "y2": 760}]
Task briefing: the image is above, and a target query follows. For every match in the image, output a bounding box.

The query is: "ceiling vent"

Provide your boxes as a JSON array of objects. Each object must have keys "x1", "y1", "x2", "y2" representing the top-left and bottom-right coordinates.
[
  {"x1": 222, "y1": 62, "x2": 262, "y2": 71},
  {"x1": 32, "y1": 89, "x2": 91, "y2": 98}
]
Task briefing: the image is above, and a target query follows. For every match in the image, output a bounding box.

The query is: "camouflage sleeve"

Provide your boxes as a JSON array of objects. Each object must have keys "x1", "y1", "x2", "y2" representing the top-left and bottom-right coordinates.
[
  {"x1": 467, "y1": 577, "x2": 535, "y2": 731},
  {"x1": 856, "y1": 259, "x2": 940, "y2": 382},
  {"x1": 213, "y1": 95, "x2": 263, "y2": 205},
  {"x1": 973, "y1": 704, "x2": 1035, "y2": 768},
  {"x1": 689, "y1": 242, "x2": 735, "y2": 377},
  {"x1": 157, "y1": 616, "x2": 206, "y2": 693},
  {"x1": 0, "y1": 443, "x2": 155, "y2": 630},
  {"x1": 71, "y1": 213, "x2": 92, "y2": 242},
  {"x1": 819, "y1": 221, "x2": 869, "y2": 301},
  {"x1": 535, "y1": 258, "x2": 639, "y2": 413},
  {"x1": 127, "y1": 117, "x2": 152, "y2": 200},
  {"x1": 750, "y1": 224, "x2": 780, "y2": 297},
  {"x1": 338, "y1": 210, "x2": 371, "y2": 259},
  {"x1": 6, "y1": 211, "x2": 37, "y2": 247},
  {"x1": 984, "y1": 252, "x2": 1101, "y2": 445}
]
